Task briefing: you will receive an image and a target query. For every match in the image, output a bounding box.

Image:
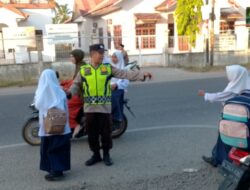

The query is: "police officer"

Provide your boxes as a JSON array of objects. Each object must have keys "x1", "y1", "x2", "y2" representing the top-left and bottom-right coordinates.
[{"x1": 69, "y1": 44, "x2": 152, "y2": 166}]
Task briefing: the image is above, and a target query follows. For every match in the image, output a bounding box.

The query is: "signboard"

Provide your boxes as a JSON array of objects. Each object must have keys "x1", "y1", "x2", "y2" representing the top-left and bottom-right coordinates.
[
  {"x1": 2, "y1": 27, "x2": 36, "y2": 47},
  {"x1": 215, "y1": 34, "x2": 236, "y2": 51},
  {"x1": 45, "y1": 24, "x2": 78, "y2": 44}
]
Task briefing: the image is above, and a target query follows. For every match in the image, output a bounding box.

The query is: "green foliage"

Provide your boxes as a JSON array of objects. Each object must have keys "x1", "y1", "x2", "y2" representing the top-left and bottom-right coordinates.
[
  {"x1": 247, "y1": 7, "x2": 250, "y2": 17},
  {"x1": 175, "y1": 0, "x2": 203, "y2": 47},
  {"x1": 246, "y1": 8, "x2": 250, "y2": 24},
  {"x1": 52, "y1": 2, "x2": 72, "y2": 24}
]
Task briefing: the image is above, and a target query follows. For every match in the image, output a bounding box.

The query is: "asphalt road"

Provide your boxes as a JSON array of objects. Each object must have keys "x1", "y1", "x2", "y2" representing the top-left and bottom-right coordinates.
[{"x1": 0, "y1": 76, "x2": 227, "y2": 190}]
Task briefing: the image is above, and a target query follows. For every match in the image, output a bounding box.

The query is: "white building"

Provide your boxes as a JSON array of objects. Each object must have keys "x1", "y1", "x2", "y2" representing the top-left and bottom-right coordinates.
[
  {"x1": 72, "y1": 0, "x2": 168, "y2": 66},
  {"x1": 0, "y1": 0, "x2": 55, "y2": 64},
  {"x1": 72, "y1": 0, "x2": 250, "y2": 66}
]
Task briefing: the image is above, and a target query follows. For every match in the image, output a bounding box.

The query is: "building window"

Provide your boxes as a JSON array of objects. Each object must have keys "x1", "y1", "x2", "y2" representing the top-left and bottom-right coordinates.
[
  {"x1": 113, "y1": 25, "x2": 122, "y2": 49},
  {"x1": 136, "y1": 23, "x2": 156, "y2": 49},
  {"x1": 168, "y1": 23, "x2": 174, "y2": 48},
  {"x1": 248, "y1": 29, "x2": 250, "y2": 49},
  {"x1": 178, "y1": 36, "x2": 189, "y2": 51},
  {"x1": 98, "y1": 27, "x2": 104, "y2": 44},
  {"x1": 220, "y1": 21, "x2": 235, "y2": 34},
  {"x1": 107, "y1": 26, "x2": 111, "y2": 49}
]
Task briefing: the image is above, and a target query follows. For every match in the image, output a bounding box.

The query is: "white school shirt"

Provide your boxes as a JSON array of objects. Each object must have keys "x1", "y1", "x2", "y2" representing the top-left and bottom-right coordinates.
[{"x1": 204, "y1": 91, "x2": 237, "y2": 103}]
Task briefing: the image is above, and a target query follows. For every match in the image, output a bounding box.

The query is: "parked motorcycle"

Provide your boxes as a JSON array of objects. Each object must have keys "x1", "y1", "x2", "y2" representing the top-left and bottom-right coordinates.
[{"x1": 22, "y1": 99, "x2": 134, "y2": 146}]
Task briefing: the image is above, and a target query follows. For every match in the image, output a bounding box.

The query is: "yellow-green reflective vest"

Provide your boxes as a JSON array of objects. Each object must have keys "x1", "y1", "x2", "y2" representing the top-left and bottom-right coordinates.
[{"x1": 80, "y1": 63, "x2": 112, "y2": 105}]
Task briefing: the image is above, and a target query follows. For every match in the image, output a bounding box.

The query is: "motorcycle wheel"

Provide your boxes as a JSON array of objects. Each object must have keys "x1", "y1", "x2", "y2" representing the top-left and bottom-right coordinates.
[
  {"x1": 218, "y1": 177, "x2": 236, "y2": 190},
  {"x1": 111, "y1": 114, "x2": 128, "y2": 139},
  {"x1": 22, "y1": 118, "x2": 41, "y2": 146},
  {"x1": 238, "y1": 173, "x2": 250, "y2": 190}
]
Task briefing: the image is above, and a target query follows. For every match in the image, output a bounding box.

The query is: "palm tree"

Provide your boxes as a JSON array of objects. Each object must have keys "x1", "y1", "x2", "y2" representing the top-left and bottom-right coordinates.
[{"x1": 51, "y1": 2, "x2": 72, "y2": 24}]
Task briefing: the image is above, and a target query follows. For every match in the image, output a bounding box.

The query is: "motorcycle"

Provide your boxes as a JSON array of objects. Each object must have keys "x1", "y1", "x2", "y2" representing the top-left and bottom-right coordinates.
[
  {"x1": 22, "y1": 99, "x2": 134, "y2": 146},
  {"x1": 218, "y1": 90, "x2": 250, "y2": 190},
  {"x1": 125, "y1": 60, "x2": 140, "y2": 71},
  {"x1": 218, "y1": 148, "x2": 250, "y2": 190}
]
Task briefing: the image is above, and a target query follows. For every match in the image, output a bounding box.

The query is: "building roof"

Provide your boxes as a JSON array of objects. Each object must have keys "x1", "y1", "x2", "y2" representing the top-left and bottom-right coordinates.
[
  {"x1": 221, "y1": 7, "x2": 244, "y2": 20},
  {"x1": 134, "y1": 13, "x2": 162, "y2": 21},
  {"x1": 155, "y1": 0, "x2": 176, "y2": 12},
  {"x1": 10, "y1": 3, "x2": 55, "y2": 9},
  {"x1": 73, "y1": 0, "x2": 122, "y2": 18},
  {"x1": 89, "y1": 0, "x2": 122, "y2": 13},
  {"x1": 0, "y1": 1, "x2": 29, "y2": 19},
  {"x1": 228, "y1": 0, "x2": 240, "y2": 8},
  {"x1": 0, "y1": 1, "x2": 56, "y2": 9}
]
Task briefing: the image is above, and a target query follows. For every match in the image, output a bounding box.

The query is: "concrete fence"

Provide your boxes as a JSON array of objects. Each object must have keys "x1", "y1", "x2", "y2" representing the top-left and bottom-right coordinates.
[
  {"x1": 0, "y1": 49, "x2": 250, "y2": 83},
  {"x1": 167, "y1": 50, "x2": 250, "y2": 67},
  {"x1": 0, "y1": 62, "x2": 75, "y2": 83}
]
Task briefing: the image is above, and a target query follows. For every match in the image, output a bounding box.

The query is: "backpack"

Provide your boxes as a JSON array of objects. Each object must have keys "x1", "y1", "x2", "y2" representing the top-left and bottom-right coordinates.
[
  {"x1": 219, "y1": 90, "x2": 250, "y2": 149},
  {"x1": 44, "y1": 108, "x2": 67, "y2": 135}
]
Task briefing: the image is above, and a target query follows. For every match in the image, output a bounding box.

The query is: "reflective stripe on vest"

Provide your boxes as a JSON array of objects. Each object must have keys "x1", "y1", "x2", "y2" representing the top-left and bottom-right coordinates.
[{"x1": 80, "y1": 63, "x2": 112, "y2": 105}]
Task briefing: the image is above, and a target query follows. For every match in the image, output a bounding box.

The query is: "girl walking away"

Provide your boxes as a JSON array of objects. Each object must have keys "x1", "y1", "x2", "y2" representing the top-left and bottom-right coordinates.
[
  {"x1": 35, "y1": 69, "x2": 71, "y2": 181},
  {"x1": 111, "y1": 51, "x2": 129, "y2": 129},
  {"x1": 198, "y1": 65, "x2": 250, "y2": 167}
]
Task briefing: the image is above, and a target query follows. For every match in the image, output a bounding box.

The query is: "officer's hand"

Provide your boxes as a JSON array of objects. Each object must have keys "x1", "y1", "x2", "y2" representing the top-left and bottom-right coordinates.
[
  {"x1": 198, "y1": 90, "x2": 205, "y2": 97},
  {"x1": 111, "y1": 84, "x2": 118, "y2": 91},
  {"x1": 143, "y1": 72, "x2": 152, "y2": 80}
]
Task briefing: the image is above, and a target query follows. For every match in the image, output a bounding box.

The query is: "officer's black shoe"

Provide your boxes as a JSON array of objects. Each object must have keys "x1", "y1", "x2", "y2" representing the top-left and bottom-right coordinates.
[
  {"x1": 103, "y1": 152, "x2": 113, "y2": 166},
  {"x1": 202, "y1": 155, "x2": 217, "y2": 167},
  {"x1": 85, "y1": 152, "x2": 102, "y2": 166}
]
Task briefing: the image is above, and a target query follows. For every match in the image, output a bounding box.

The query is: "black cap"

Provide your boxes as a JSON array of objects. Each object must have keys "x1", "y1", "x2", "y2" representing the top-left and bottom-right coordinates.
[{"x1": 89, "y1": 44, "x2": 106, "y2": 53}]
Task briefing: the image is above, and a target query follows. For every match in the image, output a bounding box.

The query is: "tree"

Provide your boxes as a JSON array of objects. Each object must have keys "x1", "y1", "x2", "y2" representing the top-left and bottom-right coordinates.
[
  {"x1": 52, "y1": 2, "x2": 72, "y2": 24},
  {"x1": 175, "y1": 0, "x2": 203, "y2": 47}
]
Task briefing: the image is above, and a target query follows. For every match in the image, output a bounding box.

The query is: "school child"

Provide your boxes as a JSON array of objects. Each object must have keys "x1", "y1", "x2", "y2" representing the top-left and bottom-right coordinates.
[
  {"x1": 110, "y1": 51, "x2": 129, "y2": 128},
  {"x1": 35, "y1": 69, "x2": 71, "y2": 181},
  {"x1": 198, "y1": 65, "x2": 250, "y2": 167}
]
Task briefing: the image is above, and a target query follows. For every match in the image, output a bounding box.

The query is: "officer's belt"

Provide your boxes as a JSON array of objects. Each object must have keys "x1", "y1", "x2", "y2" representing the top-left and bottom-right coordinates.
[{"x1": 85, "y1": 96, "x2": 111, "y2": 104}]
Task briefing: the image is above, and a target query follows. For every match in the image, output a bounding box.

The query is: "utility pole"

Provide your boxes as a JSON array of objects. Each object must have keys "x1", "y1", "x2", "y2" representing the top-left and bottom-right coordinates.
[
  {"x1": 205, "y1": 0, "x2": 209, "y2": 65},
  {"x1": 210, "y1": 0, "x2": 215, "y2": 66}
]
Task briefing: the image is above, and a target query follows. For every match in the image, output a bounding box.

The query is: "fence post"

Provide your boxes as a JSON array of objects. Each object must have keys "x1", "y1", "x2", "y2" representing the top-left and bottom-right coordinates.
[
  {"x1": 138, "y1": 36, "x2": 142, "y2": 67},
  {"x1": 38, "y1": 49, "x2": 43, "y2": 75},
  {"x1": 163, "y1": 30, "x2": 169, "y2": 67}
]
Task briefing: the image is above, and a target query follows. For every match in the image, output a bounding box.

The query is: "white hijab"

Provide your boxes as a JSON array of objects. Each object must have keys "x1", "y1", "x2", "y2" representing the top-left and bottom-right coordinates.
[
  {"x1": 34, "y1": 69, "x2": 71, "y2": 136},
  {"x1": 35, "y1": 69, "x2": 66, "y2": 114},
  {"x1": 111, "y1": 51, "x2": 125, "y2": 69},
  {"x1": 224, "y1": 65, "x2": 250, "y2": 94},
  {"x1": 110, "y1": 51, "x2": 129, "y2": 89}
]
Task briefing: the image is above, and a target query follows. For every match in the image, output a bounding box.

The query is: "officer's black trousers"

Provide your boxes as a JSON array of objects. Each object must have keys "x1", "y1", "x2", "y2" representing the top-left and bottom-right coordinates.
[{"x1": 85, "y1": 113, "x2": 113, "y2": 153}]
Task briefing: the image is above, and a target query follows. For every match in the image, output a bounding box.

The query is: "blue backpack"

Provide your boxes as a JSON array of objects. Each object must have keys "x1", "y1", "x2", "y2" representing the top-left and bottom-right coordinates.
[{"x1": 219, "y1": 90, "x2": 250, "y2": 149}]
